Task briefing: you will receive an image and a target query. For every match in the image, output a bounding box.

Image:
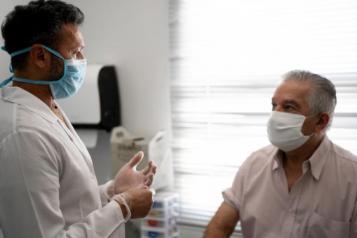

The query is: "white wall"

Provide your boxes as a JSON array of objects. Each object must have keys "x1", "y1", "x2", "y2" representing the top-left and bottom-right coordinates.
[{"x1": 0, "y1": 0, "x2": 171, "y2": 138}]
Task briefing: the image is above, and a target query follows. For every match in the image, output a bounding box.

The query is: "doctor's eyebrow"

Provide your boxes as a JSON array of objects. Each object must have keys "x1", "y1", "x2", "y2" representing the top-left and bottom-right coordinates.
[{"x1": 72, "y1": 46, "x2": 84, "y2": 53}]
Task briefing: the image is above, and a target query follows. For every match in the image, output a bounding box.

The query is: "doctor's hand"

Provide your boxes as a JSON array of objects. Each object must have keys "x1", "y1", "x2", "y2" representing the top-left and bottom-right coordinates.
[
  {"x1": 120, "y1": 186, "x2": 154, "y2": 218},
  {"x1": 112, "y1": 151, "x2": 157, "y2": 194}
]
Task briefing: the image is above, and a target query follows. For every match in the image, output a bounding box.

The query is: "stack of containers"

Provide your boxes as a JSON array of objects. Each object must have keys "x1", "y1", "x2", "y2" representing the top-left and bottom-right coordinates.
[{"x1": 141, "y1": 192, "x2": 179, "y2": 238}]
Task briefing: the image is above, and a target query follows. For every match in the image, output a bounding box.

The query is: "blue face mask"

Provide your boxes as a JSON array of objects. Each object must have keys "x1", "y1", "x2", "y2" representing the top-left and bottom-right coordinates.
[{"x1": 0, "y1": 45, "x2": 87, "y2": 99}]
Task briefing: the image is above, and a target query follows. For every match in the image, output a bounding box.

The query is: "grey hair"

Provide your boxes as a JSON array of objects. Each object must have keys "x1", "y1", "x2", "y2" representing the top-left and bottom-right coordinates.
[{"x1": 282, "y1": 70, "x2": 337, "y2": 128}]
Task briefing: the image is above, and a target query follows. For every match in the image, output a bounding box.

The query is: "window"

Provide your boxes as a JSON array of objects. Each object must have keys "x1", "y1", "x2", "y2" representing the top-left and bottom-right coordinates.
[{"x1": 169, "y1": 0, "x2": 357, "y2": 225}]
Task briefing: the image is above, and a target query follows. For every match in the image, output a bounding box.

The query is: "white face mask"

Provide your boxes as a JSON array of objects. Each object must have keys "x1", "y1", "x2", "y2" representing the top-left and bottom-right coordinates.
[{"x1": 267, "y1": 111, "x2": 310, "y2": 152}]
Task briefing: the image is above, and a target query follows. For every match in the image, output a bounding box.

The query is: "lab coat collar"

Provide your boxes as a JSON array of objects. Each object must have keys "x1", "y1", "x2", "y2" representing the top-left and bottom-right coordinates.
[
  {"x1": 1, "y1": 86, "x2": 57, "y2": 124},
  {"x1": 1, "y1": 86, "x2": 95, "y2": 173}
]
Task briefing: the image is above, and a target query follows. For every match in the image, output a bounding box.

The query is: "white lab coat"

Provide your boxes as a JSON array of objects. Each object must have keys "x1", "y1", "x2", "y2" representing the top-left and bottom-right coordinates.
[{"x1": 0, "y1": 87, "x2": 125, "y2": 238}]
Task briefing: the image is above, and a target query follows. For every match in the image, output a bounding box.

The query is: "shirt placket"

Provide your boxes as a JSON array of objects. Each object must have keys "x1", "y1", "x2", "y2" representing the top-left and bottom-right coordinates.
[{"x1": 279, "y1": 164, "x2": 308, "y2": 238}]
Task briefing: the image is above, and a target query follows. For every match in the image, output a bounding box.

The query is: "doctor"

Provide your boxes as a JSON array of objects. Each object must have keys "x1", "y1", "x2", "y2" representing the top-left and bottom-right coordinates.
[{"x1": 0, "y1": 0, "x2": 156, "y2": 237}]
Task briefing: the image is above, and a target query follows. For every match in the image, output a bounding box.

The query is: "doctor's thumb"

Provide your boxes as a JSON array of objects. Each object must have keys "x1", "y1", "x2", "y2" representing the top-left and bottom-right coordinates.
[{"x1": 128, "y1": 151, "x2": 144, "y2": 168}]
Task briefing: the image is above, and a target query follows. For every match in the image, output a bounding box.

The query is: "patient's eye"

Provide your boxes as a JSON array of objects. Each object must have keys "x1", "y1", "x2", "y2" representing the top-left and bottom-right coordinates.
[{"x1": 283, "y1": 103, "x2": 297, "y2": 112}]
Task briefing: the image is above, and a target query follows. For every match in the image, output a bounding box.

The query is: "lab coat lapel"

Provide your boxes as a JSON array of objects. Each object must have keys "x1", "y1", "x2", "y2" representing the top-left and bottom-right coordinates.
[
  {"x1": 56, "y1": 107, "x2": 95, "y2": 174},
  {"x1": 2, "y1": 87, "x2": 96, "y2": 173}
]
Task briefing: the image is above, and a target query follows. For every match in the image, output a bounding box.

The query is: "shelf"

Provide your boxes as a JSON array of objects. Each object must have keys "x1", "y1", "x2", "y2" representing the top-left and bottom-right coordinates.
[{"x1": 141, "y1": 191, "x2": 179, "y2": 238}]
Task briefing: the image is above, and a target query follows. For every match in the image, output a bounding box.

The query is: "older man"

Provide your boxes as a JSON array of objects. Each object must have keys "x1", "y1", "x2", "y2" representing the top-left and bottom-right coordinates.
[
  {"x1": 204, "y1": 70, "x2": 357, "y2": 238},
  {"x1": 0, "y1": 1, "x2": 156, "y2": 237}
]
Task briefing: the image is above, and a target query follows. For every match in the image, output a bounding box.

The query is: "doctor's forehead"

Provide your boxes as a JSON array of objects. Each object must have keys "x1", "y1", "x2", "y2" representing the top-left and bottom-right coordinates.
[{"x1": 57, "y1": 24, "x2": 85, "y2": 50}]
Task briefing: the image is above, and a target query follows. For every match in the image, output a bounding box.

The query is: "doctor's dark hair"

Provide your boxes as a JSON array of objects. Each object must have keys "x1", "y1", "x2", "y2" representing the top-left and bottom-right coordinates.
[
  {"x1": 1, "y1": 0, "x2": 84, "y2": 70},
  {"x1": 282, "y1": 70, "x2": 337, "y2": 128}
]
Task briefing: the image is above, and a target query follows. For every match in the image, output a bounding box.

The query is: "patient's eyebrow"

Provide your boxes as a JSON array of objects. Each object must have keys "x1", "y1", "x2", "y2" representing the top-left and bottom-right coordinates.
[{"x1": 283, "y1": 99, "x2": 301, "y2": 108}]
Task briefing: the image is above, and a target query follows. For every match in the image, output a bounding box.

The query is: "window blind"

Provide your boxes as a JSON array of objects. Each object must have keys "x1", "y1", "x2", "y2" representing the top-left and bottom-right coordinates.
[{"x1": 169, "y1": 0, "x2": 357, "y2": 226}]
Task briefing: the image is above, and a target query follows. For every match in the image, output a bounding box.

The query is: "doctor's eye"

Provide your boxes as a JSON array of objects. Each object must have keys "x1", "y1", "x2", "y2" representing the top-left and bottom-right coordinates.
[
  {"x1": 72, "y1": 49, "x2": 85, "y2": 60},
  {"x1": 76, "y1": 51, "x2": 85, "y2": 59}
]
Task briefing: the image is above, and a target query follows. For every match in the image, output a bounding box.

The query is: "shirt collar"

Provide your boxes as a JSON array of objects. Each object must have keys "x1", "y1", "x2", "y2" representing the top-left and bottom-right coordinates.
[
  {"x1": 307, "y1": 136, "x2": 331, "y2": 180},
  {"x1": 1, "y1": 86, "x2": 57, "y2": 123},
  {"x1": 271, "y1": 136, "x2": 331, "y2": 181},
  {"x1": 272, "y1": 149, "x2": 283, "y2": 171}
]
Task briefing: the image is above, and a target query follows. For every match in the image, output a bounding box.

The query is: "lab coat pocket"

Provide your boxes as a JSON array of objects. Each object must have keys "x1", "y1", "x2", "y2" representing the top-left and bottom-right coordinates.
[{"x1": 306, "y1": 211, "x2": 349, "y2": 238}]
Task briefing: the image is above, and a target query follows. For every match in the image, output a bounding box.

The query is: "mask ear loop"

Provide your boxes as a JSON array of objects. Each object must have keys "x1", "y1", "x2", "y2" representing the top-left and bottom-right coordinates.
[
  {"x1": 0, "y1": 46, "x2": 13, "y2": 87},
  {"x1": 40, "y1": 45, "x2": 68, "y2": 82},
  {"x1": 9, "y1": 47, "x2": 32, "y2": 57},
  {"x1": 303, "y1": 113, "x2": 323, "y2": 137},
  {"x1": 0, "y1": 77, "x2": 13, "y2": 88},
  {"x1": 0, "y1": 46, "x2": 32, "y2": 87},
  {"x1": 3, "y1": 46, "x2": 32, "y2": 73},
  {"x1": 1, "y1": 46, "x2": 11, "y2": 73}
]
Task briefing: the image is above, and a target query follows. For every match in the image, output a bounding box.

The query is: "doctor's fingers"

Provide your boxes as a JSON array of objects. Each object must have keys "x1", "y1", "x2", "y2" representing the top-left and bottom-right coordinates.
[
  {"x1": 128, "y1": 151, "x2": 144, "y2": 168},
  {"x1": 142, "y1": 161, "x2": 157, "y2": 175},
  {"x1": 144, "y1": 173, "x2": 155, "y2": 186}
]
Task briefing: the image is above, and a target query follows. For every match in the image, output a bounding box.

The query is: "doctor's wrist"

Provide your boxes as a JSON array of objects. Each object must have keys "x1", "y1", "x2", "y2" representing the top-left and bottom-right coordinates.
[
  {"x1": 113, "y1": 194, "x2": 131, "y2": 221},
  {"x1": 105, "y1": 181, "x2": 115, "y2": 199}
]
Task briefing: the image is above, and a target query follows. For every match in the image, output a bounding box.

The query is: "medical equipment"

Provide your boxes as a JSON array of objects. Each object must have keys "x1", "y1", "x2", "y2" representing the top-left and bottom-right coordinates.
[{"x1": 141, "y1": 192, "x2": 179, "y2": 238}]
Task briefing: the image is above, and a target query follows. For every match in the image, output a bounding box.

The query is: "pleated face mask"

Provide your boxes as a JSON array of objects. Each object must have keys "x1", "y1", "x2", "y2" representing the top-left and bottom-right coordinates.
[
  {"x1": 0, "y1": 45, "x2": 87, "y2": 99},
  {"x1": 267, "y1": 111, "x2": 311, "y2": 152}
]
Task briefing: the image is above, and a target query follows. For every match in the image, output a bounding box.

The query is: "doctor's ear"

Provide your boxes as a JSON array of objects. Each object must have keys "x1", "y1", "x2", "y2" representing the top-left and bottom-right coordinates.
[
  {"x1": 28, "y1": 45, "x2": 51, "y2": 69},
  {"x1": 315, "y1": 113, "x2": 330, "y2": 132}
]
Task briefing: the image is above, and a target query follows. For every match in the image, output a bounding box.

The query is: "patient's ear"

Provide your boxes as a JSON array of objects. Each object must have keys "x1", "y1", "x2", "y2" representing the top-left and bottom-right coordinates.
[{"x1": 315, "y1": 113, "x2": 330, "y2": 132}]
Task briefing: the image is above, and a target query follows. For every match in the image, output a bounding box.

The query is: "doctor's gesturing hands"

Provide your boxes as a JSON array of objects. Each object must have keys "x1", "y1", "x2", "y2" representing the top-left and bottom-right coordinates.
[
  {"x1": 108, "y1": 151, "x2": 157, "y2": 218},
  {"x1": 113, "y1": 151, "x2": 157, "y2": 193}
]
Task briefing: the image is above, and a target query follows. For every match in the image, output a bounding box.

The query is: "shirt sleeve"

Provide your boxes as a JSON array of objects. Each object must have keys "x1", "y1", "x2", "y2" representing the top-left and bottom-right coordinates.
[
  {"x1": 222, "y1": 156, "x2": 250, "y2": 212},
  {"x1": 0, "y1": 130, "x2": 125, "y2": 238}
]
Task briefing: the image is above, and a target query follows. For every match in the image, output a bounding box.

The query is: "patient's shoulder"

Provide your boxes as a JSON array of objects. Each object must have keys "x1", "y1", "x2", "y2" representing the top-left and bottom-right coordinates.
[
  {"x1": 246, "y1": 144, "x2": 277, "y2": 163},
  {"x1": 238, "y1": 145, "x2": 277, "y2": 174}
]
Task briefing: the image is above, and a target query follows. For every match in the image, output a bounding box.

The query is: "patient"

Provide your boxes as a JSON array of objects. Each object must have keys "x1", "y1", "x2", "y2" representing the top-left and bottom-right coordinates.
[{"x1": 204, "y1": 70, "x2": 357, "y2": 238}]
